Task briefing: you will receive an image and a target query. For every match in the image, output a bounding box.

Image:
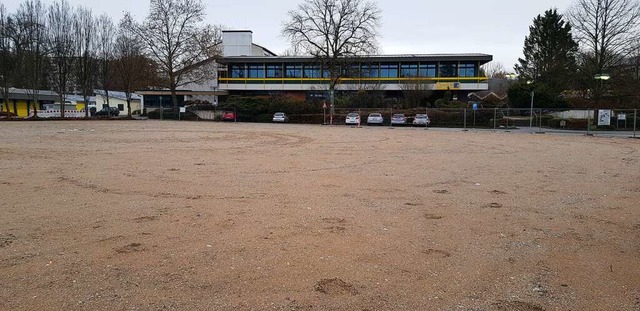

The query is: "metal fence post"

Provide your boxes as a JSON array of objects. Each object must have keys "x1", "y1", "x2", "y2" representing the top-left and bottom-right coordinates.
[
  {"x1": 634, "y1": 109, "x2": 637, "y2": 138},
  {"x1": 586, "y1": 109, "x2": 590, "y2": 135},
  {"x1": 463, "y1": 108, "x2": 467, "y2": 131},
  {"x1": 539, "y1": 108, "x2": 543, "y2": 133},
  {"x1": 494, "y1": 108, "x2": 497, "y2": 130}
]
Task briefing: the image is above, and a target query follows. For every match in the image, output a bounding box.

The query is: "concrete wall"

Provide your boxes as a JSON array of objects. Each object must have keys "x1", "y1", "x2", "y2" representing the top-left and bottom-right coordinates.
[{"x1": 223, "y1": 31, "x2": 253, "y2": 57}]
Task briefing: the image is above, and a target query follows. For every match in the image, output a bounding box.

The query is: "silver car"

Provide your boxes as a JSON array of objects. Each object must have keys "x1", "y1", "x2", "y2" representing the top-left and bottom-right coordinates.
[
  {"x1": 412, "y1": 113, "x2": 430, "y2": 126},
  {"x1": 367, "y1": 113, "x2": 384, "y2": 125},
  {"x1": 391, "y1": 113, "x2": 406, "y2": 125},
  {"x1": 272, "y1": 112, "x2": 289, "y2": 123}
]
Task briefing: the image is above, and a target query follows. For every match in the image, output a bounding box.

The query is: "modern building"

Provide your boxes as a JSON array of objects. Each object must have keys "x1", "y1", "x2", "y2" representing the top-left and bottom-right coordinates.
[{"x1": 216, "y1": 30, "x2": 493, "y2": 102}]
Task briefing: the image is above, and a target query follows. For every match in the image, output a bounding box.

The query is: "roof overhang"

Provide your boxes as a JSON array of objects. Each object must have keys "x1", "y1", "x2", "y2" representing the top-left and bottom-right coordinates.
[
  {"x1": 137, "y1": 90, "x2": 229, "y2": 96},
  {"x1": 220, "y1": 54, "x2": 493, "y2": 64}
]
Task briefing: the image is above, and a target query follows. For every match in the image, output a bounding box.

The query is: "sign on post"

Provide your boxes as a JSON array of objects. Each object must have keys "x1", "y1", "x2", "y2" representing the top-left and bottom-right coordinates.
[
  {"x1": 472, "y1": 103, "x2": 478, "y2": 111},
  {"x1": 598, "y1": 110, "x2": 611, "y2": 126}
]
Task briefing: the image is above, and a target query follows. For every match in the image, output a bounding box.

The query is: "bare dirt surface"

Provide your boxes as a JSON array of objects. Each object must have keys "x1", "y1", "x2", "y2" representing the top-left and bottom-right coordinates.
[{"x1": 1, "y1": 120, "x2": 639, "y2": 310}]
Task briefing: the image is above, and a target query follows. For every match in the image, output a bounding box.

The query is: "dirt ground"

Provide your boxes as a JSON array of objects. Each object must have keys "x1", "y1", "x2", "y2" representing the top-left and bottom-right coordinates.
[{"x1": 1, "y1": 120, "x2": 639, "y2": 311}]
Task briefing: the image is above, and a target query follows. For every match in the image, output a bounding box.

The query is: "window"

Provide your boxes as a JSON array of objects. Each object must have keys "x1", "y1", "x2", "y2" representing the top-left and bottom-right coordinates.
[
  {"x1": 266, "y1": 64, "x2": 283, "y2": 78},
  {"x1": 380, "y1": 63, "x2": 399, "y2": 78},
  {"x1": 439, "y1": 62, "x2": 458, "y2": 77},
  {"x1": 341, "y1": 65, "x2": 360, "y2": 78},
  {"x1": 400, "y1": 63, "x2": 418, "y2": 77},
  {"x1": 419, "y1": 63, "x2": 437, "y2": 77},
  {"x1": 459, "y1": 63, "x2": 476, "y2": 77},
  {"x1": 285, "y1": 64, "x2": 302, "y2": 78},
  {"x1": 303, "y1": 65, "x2": 322, "y2": 78},
  {"x1": 247, "y1": 64, "x2": 265, "y2": 78},
  {"x1": 118, "y1": 104, "x2": 124, "y2": 111},
  {"x1": 230, "y1": 64, "x2": 246, "y2": 78},
  {"x1": 360, "y1": 64, "x2": 379, "y2": 78}
]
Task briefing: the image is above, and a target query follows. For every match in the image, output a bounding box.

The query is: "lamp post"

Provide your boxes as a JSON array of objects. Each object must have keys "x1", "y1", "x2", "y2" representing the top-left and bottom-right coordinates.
[
  {"x1": 527, "y1": 80, "x2": 535, "y2": 129},
  {"x1": 593, "y1": 74, "x2": 610, "y2": 134}
]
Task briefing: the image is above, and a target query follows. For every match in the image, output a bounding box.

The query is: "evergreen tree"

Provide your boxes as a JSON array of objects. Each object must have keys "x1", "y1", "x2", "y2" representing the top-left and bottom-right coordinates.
[{"x1": 515, "y1": 9, "x2": 578, "y2": 94}]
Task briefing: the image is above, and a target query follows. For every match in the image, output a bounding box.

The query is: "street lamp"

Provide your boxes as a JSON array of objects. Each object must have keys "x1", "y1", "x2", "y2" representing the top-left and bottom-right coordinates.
[{"x1": 527, "y1": 80, "x2": 535, "y2": 129}]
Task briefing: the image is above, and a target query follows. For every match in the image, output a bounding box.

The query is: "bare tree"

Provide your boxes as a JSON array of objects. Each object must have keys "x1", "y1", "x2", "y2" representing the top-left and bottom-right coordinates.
[
  {"x1": 95, "y1": 13, "x2": 115, "y2": 113},
  {"x1": 400, "y1": 78, "x2": 433, "y2": 108},
  {"x1": 47, "y1": 0, "x2": 75, "y2": 117},
  {"x1": 282, "y1": 0, "x2": 381, "y2": 117},
  {"x1": 125, "y1": 0, "x2": 220, "y2": 111},
  {"x1": 569, "y1": 0, "x2": 640, "y2": 78},
  {"x1": 0, "y1": 4, "x2": 14, "y2": 114},
  {"x1": 481, "y1": 61, "x2": 508, "y2": 79},
  {"x1": 112, "y1": 17, "x2": 156, "y2": 117},
  {"x1": 15, "y1": 0, "x2": 49, "y2": 117},
  {"x1": 73, "y1": 6, "x2": 96, "y2": 118}
]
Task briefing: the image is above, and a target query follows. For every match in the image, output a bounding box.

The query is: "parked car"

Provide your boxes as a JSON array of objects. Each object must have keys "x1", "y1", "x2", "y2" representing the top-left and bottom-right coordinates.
[
  {"x1": 391, "y1": 113, "x2": 406, "y2": 125},
  {"x1": 367, "y1": 113, "x2": 384, "y2": 125},
  {"x1": 272, "y1": 112, "x2": 289, "y2": 123},
  {"x1": 221, "y1": 110, "x2": 236, "y2": 121},
  {"x1": 345, "y1": 112, "x2": 361, "y2": 125},
  {"x1": 94, "y1": 107, "x2": 120, "y2": 116},
  {"x1": 412, "y1": 113, "x2": 430, "y2": 126}
]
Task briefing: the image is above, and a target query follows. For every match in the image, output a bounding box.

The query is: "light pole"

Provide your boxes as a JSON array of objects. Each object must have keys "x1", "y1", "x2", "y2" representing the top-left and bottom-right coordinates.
[
  {"x1": 527, "y1": 80, "x2": 535, "y2": 129},
  {"x1": 593, "y1": 74, "x2": 610, "y2": 134}
]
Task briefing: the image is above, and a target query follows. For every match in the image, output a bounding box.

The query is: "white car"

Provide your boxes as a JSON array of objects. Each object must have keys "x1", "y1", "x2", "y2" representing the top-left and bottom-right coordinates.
[
  {"x1": 391, "y1": 113, "x2": 406, "y2": 125},
  {"x1": 272, "y1": 112, "x2": 289, "y2": 123},
  {"x1": 412, "y1": 113, "x2": 430, "y2": 126},
  {"x1": 367, "y1": 113, "x2": 384, "y2": 125},
  {"x1": 345, "y1": 112, "x2": 360, "y2": 125}
]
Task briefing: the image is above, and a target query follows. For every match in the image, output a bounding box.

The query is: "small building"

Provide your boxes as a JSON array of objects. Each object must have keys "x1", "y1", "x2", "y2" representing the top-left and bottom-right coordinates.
[
  {"x1": 0, "y1": 88, "x2": 58, "y2": 117},
  {"x1": 94, "y1": 90, "x2": 142, "y2": 116}
]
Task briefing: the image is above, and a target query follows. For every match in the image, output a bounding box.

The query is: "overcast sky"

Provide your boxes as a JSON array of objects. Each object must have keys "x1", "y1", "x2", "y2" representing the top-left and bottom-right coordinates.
[{"x1": 4, "y1": 0, "x2": 576, "y2": 70}]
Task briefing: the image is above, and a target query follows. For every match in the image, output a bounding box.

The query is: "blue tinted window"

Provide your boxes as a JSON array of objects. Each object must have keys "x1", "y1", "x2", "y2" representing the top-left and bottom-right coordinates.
[
  {"x1": 360, "y1": 64, "x2": 379, "y2": 78},
  {"x1": 459, "y1": 63, "x2": 476, "y2": 77},
  {"x1": 266, "y1": 64, "x2": 283, "y2": 78},
  {"x1": 400, "y1": 63, "x2": 418, "y2": 77},
  {"x1": 380, "y1": 63, "x2": 399, "y2": 78},
  {"x1": 247, "y1": 64, "x2": 264, "y2": 78},
  {"x1": 419, "y1": 63, "x2": 436, "y2": 77},
  {"x1": 285, "y1": 64, "x2": 302, "y2": 78},
  {"x1": 230, "y1": 64, "x2": 245, "y2": 78},
  {"x1": 303, "y1": 65, "x2": 321, "y2": 78}
]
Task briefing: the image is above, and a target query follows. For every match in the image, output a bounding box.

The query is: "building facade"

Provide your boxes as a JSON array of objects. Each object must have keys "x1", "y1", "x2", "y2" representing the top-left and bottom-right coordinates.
[{"x1": 216, "y1": 31, "x2": 493, "y2": 102}]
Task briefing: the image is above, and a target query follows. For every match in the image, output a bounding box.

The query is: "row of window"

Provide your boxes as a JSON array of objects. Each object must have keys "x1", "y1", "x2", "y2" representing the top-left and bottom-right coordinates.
[{"x1": 227, "y1": 62, "x2": 478, "y2": 79}]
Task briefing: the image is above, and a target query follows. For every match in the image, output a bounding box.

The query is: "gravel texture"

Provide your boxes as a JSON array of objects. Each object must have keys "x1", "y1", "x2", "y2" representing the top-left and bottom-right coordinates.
[{"x1": 0, "y1": 120, "x2": 639, "y2": 310}]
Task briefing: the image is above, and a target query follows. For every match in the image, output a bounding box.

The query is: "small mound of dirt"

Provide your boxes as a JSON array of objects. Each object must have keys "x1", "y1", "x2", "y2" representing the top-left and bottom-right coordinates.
[
  {"x1": 434, "y1": 190, "x2": 449, "y2": 194},
  {"x1": 485, "y1": 202, "x2": 503, "y2": 209},
  {"x1": 422, "y1": 248, "x2": 451, "y2": 258},
  {"x1": 314, "y1": 278, "x2": 358, "y2": 296},
  {"x1": 491, "y1": 190, "x2": 508, "y2": 195},
  {"x1": 115, "y1": 243, "x2": 144, "y2": 253},
  {"x1": 424, "y1": 213, "x2": 443, "y2": 220},
  {"x1": 323, "y1": 217, "x2": 346, "y2": 224},
  {"x1": 493, "y1": 300, "x2": 545, "y2": 311}
]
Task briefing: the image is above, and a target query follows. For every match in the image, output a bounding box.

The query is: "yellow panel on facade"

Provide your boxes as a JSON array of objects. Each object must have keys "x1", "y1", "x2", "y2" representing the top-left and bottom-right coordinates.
[
  {"x1": 16, "y1": 101, "x2": 30, "y2": 117},
  {"x1": 435, "y1": 82, "x2": 461, "y2": 91},
  {"x1": 77, "y1": 103, "x2": 86, "y2": 110}
]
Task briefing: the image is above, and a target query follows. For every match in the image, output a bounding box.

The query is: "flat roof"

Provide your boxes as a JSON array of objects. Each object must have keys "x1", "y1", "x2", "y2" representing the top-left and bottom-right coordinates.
[{"x1": 221, "y1": 53, "x2": 493, "y2": 64}]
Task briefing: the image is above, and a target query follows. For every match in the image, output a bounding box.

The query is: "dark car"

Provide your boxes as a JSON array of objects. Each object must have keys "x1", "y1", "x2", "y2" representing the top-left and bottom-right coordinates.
[
  {"x1": 94, "y1": 107, "x2": 120, "y2": 116},
  {"x1": 222, "y1": 110, "x2": 236, "y2": 121}
]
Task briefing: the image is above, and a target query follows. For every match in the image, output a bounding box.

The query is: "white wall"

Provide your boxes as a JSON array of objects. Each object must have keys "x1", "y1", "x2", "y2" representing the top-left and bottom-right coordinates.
[
  {"x1": 223, "y1": 31, "x2": 253, "y2": 57},
  {"x1": 95, "y1": 95, "x2": 141, "y2": 116}
]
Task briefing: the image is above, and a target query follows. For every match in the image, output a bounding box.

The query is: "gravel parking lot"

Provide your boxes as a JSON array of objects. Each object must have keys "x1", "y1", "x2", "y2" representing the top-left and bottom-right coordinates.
[{"x1": 1, "y1": 120, "x2": 639, "y2": 310}]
